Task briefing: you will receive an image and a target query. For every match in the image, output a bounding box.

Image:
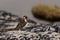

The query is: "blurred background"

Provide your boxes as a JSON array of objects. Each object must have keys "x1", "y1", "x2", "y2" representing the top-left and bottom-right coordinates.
[{"x1": 0, "y1": 0, "x2": 60, "y2": 24}]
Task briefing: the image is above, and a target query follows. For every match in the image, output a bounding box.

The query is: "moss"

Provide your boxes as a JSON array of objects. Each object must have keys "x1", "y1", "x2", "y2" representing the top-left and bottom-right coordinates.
[{"x1": 32, "y1": 4, "x2": 60, "y2": 22}]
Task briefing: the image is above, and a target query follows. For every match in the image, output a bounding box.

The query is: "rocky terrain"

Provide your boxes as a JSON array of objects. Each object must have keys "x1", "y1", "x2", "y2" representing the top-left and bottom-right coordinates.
[{"x1": 0, "y1": 11, "x2": 60, "y2": 40}]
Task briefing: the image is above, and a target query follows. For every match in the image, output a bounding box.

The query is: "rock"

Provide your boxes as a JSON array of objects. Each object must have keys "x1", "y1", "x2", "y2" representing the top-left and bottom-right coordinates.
[{"x1": 32, "y1": 4, "x2": 60, "y2": 21}]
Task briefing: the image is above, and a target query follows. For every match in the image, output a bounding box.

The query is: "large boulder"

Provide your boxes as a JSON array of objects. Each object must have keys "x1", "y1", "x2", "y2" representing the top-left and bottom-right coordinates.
[{"x1": 32, "y1": 4, "x2": 60, "y2": 22}]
